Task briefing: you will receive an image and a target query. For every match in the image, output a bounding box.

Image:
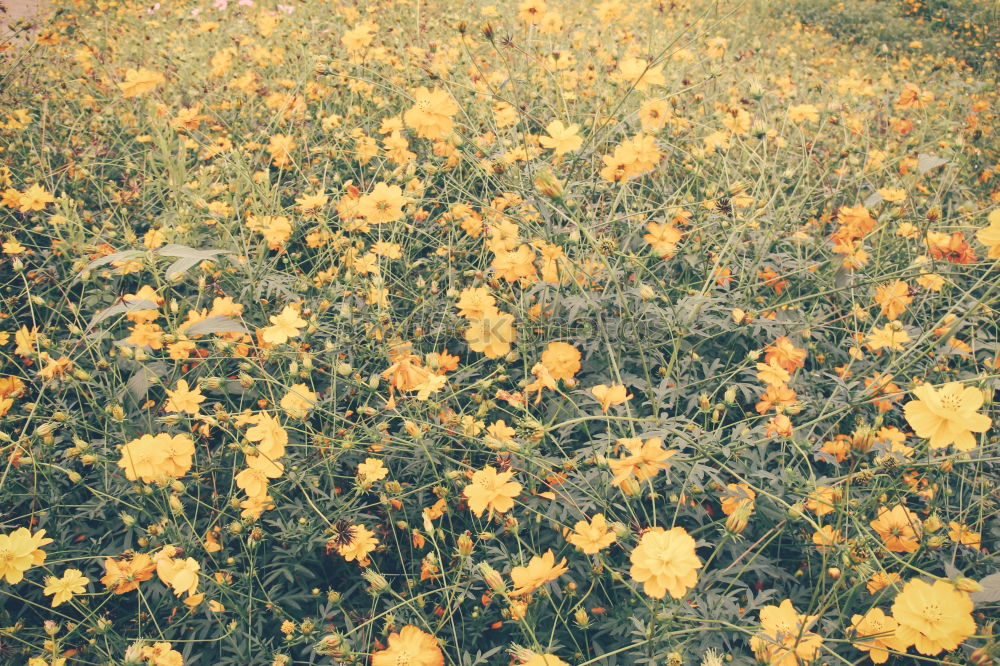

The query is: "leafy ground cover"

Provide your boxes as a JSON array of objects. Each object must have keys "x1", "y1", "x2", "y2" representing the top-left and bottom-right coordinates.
[{"x1": 0, "y1": 0, "x2": 998, "y2": 664}]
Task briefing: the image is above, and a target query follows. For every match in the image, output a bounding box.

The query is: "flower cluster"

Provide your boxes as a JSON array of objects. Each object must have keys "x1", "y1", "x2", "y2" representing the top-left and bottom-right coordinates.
[{"x1": 1, "y1": 0, "x2": 997, "y2": 664}]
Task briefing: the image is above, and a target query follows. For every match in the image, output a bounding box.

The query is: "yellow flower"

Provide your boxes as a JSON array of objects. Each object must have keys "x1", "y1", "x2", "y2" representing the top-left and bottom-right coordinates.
[
  {"x1": 403, "y1": 87, "x2": 458, "y2": 140},
  {"x1": 357, "y1": 182, "x2": 407, "y2": 225},
  {"x1": 643, "y1": 221, "x2": 683, "y2": 258},
  {"x1": 521, "y1": 655, "x2": 570, "y2": 666},
  {"x1": 756, "y1": 359, "x2": 791, "y2": 387},
  {"x1": 805, "y1": 485, "x2": 841, "y2": 517},
  {"x1": 372, "y1": 625, "x2": 444, "y2": 666},
  {"x1": 244, "y1": 411, "x2": 288, "y2": 460},
  {"x1": 566, "y1": 514, "x2": 616, "y2": 554},
  {"x1": 638, "y1": 98, "x2": 671, "y2": 131},
  {"x1": 463, "y1": 466, "x2": 522, "y2": 519},
  {"x1": 141, "y1": 642, "x2": 184, "y2": 666},
  {"x1": 867, "y1": 572, "x2": 901, "y2": 594},
  {"x1": 117, "y1": 433, "x2": 194, "y2": 483},
  {"x1": 866, "y1": 323, "x2": 910, "y2": 351},
  {"x1": 812, "y1": 525, "x2": 843, "y2": 551},
  {"x1": 612, "y1": 57, "x2": 665, "y2": 91},
  {"x1": 280, "y1": 382, "x2": 317, "y2": 418},
  {"x1": 464, "y1": 311, "x2": 516, "y2": 359},
  {"x1": 261, "y1": 305, "x2": 307, "y2": 345},
  {"x1": 455, "y1": 286, "x2": 497, "y2": 320},
  {"x1": 869, "y1": 505, "x2": 922, "y2": 553},
  {"x1": 850, "y1": 608, "x2": 905, "y2": 664},
  {"x1": 539, "y1": 120, "x2": 582, "y2": 156},
  {"x1": 117, "y1": 68, "x2": 166, "y2": 98},
  {"x1": 14, "y1": 325, "x2": 37, "y2": 356},
  {"x1": 163, "y1": 379, "x2": 204, "y2": 415},
  {"x1": 43, "y1": 568, "x2": 89, "y2": 607},
  {"x1": 17, "y1": 184, "x2": 55, "y2": 212},
  {"x1": 891, "y1": 579, "x2": 976, "y2": 655},
  {"x1": 975, "y1": 208, "x2": 1000, "y2": 259},
  {"x1": 154, "y1": 548, "x2": 201, "y2": 598},
  {"x1": 609, "y1": 437, "x2": 677, "y2": 491},
  {"x1": 874, "y1": 280, "x2": 911, "y2": 321},
  {"x1": 337, "y1": 524, "x2": 378, "y2": 564},
  {"x1": 591, "y1": 383, "x2": 631, "y2": 412},
  {"x1": 0, "y1": 527, "x2": 53, "y2": 584},
  {"x1": 267, "y1": 134, "x2": 295, "y2": 169},
  {"x1": 749, "y1": 599, "x2": 823, "y2": 666},
  {"x1": 788, "y1": 103, "x2": 819, "y2": 123},
  {"x1": 903, "y1": 382, "x2": 991, "y2": 451},
  {"x1": 2, "y1": 237, "x2": 25, "y2": 255},
  {"x1": 296, "y1": 192, "x2": 328, "y2": 216},
  {"x1": 878, "y1": 187, "x2": 907, "y2": 203},
  {"x1": 509, "y1": 549, "x2": 568, "y2": 597},
  {"x1": 357, "y1": 457, "x2": 389, "y2": 483},
  {"x1": 629, "y1": 526, "x2": 702, "y2": 599}
]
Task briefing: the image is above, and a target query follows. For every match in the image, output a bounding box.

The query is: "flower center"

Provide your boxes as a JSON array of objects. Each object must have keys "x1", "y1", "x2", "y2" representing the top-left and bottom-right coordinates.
[
  {"x1": 939, "y1": 394, "x2": 961, "y2": 412},
  {"x1": 395, "y1": 649, "x2": 413, "y2": 666},
  {"x1": 920, "y1": 602, "x2": 943, "y2": 623}
]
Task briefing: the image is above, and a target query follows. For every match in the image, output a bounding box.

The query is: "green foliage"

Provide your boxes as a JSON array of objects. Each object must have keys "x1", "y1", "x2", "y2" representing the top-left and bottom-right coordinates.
[
  {"x1": 785, "y1": 0, "x2": 999, "y2": 70},
  {"x1": 0, "y1": 0, "x2": 998, "y2": 665}
]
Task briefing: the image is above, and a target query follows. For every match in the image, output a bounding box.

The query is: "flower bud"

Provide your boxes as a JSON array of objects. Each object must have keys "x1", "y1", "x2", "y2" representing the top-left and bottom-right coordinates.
[
  {"x1": 479, "y1": 563, "x2": 506, "y2": 593},
  {"x1": 953, "y1": 577, "x2": 982, "y2": 593},
  {"x1": 851, "y1": 424, "x2": 875, "y2": 452},
  {"x1": 725, "y1": 503, "x2": 752, "y2": 534},
  {"x1": 533, "y1": 168, "x2": 565, "y2": 199},
  {"x1": 923, "y1": 514, "x2": 944, "y2": 532},
  {"x1": 362, "y1": 569, "x2": 389, "y2": 592},
  {"x1": 926, "y1": 534, "x2": 947, "y2": 549},
  {"x1": 456, "y1": 532, "x2": 474, "y2": 557}
]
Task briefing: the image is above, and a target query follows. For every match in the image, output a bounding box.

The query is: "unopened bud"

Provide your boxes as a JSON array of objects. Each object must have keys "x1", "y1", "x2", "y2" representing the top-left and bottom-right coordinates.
[
  {"x1": 456, "y1": 532, "x2": 474, "y2": 557},
  {"x1": 479, "y1": 563, "x2": 506, "y2": 593},
  {"x1": 953, "y1": 577, "x2": 982, "y2": 593},
  {"x1": 725, "y1": 503, "x2": 752, "y2": 534},
  {"x1": 362, "y1": 569, "x2": 389, "y2": 592},
  {"x1": 533, "y1": 168, "x2": 565, "y2": 199}
]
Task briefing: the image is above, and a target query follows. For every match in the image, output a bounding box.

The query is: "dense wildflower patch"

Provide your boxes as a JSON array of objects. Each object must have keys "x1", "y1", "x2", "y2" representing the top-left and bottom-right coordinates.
[{"x1": 0, "y1": 0, "x2": 998, "y2": 664}]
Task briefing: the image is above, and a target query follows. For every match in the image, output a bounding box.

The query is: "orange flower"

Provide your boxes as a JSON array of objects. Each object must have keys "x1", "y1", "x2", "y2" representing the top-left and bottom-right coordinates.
[
  {"x1": 947, "y1": 521, "x2": 981, "y2": 549},
  {"x1": 540, "y1": 341, "x2": 581, "y2": 380},
  {"x1": 509, "y1": 550, "x2": 568, "y2": 596},
  {"x1": 721, "y1": 483, "x2": 756, "y2": 516},
  {"x1": 764, "y1": 337, "x2": 806, "y2": 373},
  {"x1": 101, "y1": 553, "x2": 156, "y2": 594},
  {"x1": 874, "y1": 280, "x2": 911, "y2": 321},
  {"x1": 869, "y1": 505, "x2": 922, "y2": 553},
  {"x1": 591, "y1": 383, "x2": 631, "y2": 412}
]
